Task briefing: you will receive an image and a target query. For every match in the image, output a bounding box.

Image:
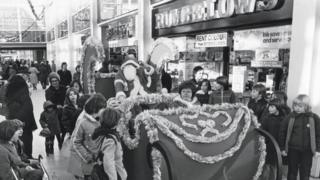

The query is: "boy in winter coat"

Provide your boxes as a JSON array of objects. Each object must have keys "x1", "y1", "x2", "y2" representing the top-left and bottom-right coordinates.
[
  {"x1": 39, "y1": 101, "x2": 63, "y2": 155},
  {"x1": 279, "y1": 94, "x2": 320, "y2": 180},
  {"x1": 209, "y1": 76, "x2": 236, "y2": 105},
  {"x1": 260, "y1": 98, "x2": 286, "y2": 180},
  {"x1": 247, "y1": 84, "x2": 268, "y2": 122}
]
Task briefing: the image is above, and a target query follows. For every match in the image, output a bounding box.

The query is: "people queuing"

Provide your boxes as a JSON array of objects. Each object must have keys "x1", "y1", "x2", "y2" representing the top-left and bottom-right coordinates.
[{"x1": 2, "y1": 57, "x2": 320, "y2": 180}]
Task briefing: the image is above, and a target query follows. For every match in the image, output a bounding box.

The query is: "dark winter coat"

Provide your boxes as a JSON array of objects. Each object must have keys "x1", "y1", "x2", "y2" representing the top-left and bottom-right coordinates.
[
  {"x1": 39, "y1": 107, "x2": 62, "y2": 135},
  {"x1": 57, "y1": 69, "x2": 72, "y2": 86},
  {"x1": 260, "y1": 111, "x2": 285, "y2": 163},
  {"x1": 208, "y1": 89, "x2": 236, "y2": 105},
  {"x1": 195, "y1": 90, "x2": 210, "y2": 105},
  {"x1": 38, "y1": 63, "x2": 51, "y2": 82},
  {"x1": 45, "y1": 86, "x2": 67, "y2": 106},
  {"x1": 62, "y1": 104, "x2": 81, "y2": 134},
  {"x1": 279, "y1": 112, "x2": 320, "y2": 153},
  {"x1": 247, "y1": 98, "x2": 268, "y2": 122},
  {"x1": 6, "y1": 85, "x2": 37, "y2": 132}
]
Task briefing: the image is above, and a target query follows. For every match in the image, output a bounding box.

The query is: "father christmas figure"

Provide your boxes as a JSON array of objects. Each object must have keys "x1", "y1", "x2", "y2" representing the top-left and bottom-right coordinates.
[{"x1": 114, "y1": 56, "x2": 154, "y2": 100}]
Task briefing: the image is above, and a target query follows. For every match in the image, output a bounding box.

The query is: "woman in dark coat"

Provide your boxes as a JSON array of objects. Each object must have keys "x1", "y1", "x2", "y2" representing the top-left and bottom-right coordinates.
[
  {"x1": 38, "y1": 62, "x2": 51, "y2": 90},
  {"x1": 62, "y1": 88, "x2": 81, "y2": 136},
  {"x1": 5, "y1": 75, "x2": 37, "y2": 158}
]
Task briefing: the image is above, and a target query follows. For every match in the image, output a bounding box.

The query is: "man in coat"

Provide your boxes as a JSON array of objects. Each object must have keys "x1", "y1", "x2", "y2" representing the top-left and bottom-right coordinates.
[{"x1": 57, "y1": 62, "x2": 72, "y2": 87}]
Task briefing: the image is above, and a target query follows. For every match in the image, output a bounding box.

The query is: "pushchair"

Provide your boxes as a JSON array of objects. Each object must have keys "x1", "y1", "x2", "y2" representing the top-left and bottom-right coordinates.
[{"x1": 11, "y1": 155, "x2": 50, "y2": 180}]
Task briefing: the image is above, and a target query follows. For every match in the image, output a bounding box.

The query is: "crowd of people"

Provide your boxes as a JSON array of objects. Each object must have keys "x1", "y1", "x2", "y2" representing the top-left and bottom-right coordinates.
[{"x1": 0, "y1": 55, "x2": 319, "y2": 180}]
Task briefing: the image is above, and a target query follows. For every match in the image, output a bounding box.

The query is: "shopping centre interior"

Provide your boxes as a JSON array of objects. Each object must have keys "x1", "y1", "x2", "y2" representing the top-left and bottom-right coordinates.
[{"x1": 1, "y1": 0, "x2": 320, "y2": 180}]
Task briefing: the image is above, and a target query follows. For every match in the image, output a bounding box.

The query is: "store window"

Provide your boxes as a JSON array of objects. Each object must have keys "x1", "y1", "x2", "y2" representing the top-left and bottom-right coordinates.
[
  {"x1": 47, "y1": 28, "x2": 55, "y2": 42},
  {"x1": 72, "y1": 7, "x2": 90, "y2": 33},
  {"x1": 231, "y1": 25, "x2": 291, "y2": 94},
  {"x1": 98, "y1": 0, "x2": 138, "y2": 22},
  {"x1": 57, "y1": 20, "x2": 68, "y2": 38}
]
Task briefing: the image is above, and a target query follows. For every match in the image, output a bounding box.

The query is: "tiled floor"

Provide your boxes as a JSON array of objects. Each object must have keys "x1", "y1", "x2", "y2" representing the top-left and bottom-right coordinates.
[{"x1": 29, "y1": 85, "x2": 320, "y2": 180}]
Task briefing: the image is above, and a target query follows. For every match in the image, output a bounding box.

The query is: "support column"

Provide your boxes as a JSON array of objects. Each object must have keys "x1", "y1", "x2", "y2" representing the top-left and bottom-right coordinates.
[
  {"x1": 287, "y1": 0, "x2": 320, "y2": 114},
  {"x1": 91, "y1": 0, "x2": 100, "y2": 39},
  {"x1": 137, "y1": 0, "x2": 153, "y2": 61}
]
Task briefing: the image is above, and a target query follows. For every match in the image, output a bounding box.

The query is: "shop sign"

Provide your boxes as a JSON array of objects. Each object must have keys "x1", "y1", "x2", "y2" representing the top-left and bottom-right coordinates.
[
  {"x1": 195, "y1": 32, "x2": 228, "y2": 48},
  {"x1": 155, "y1": 0, "x2": 280, "y2": 29},
  {"x1": 234, "y1": 25, "x2": 291, "y2": 50},
  {"x1": 251, "y1": 60, "x2": 283, "y2": 68}
]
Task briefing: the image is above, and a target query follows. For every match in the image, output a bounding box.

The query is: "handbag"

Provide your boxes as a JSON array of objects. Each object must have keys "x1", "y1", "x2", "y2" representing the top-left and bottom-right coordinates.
[
  {"x1": 39, "y1": 128, "x2": 52, "y2": 137},
  {"x1": 311, "y1": 154, "x2": 320, "y2": 178},
  {"x1": 91, "y1": 162, "x2": 121, "y2": 180},
  {"x1": 91, "y1": 162, "x2": 109, "y2": 180},
  {"x1": 91, "y1": 136, "x2": 121, "y2": 180}
]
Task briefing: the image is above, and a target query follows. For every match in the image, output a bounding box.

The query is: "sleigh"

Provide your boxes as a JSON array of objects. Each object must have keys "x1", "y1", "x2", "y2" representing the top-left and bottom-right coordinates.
[{"x1": 112, "y1": 94, "x2": 283, "y2": 180}]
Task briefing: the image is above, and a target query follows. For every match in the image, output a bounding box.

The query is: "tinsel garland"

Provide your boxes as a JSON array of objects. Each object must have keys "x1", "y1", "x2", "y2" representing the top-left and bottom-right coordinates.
[
  {"x1": 116, "y1": 94, "x2": 266, "y2": 180},
  {"x1": 151, "y1": 149, "x2": 162, "y2": 180},
  {"x1": 253, "y1": 136, "x2": 267, "y2": 180}
]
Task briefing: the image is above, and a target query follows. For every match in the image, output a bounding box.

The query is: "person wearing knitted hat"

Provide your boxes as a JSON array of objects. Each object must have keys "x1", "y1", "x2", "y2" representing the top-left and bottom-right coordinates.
[
  {"x1": 114, "y1": 55, "x2": 154, "y2": 100},
  {"x1": 45, "y1": 72, "x2": 67, "y2": 108}
]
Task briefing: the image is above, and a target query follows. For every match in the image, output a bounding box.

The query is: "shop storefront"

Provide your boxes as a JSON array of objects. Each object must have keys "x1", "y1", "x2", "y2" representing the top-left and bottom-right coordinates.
[
  {"x1": 98, "y1": 0, "x2": 139, "y2": 63},
  {"x1": 100, "y1": 13, "x2": 138, "y2": 63},
  {"x1": 152, "y1": 0, "x2": 293, "y2": 96}
]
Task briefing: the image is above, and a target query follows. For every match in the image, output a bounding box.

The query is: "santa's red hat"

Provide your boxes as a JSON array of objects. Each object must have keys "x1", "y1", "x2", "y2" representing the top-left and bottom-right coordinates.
[{"x1": 121, "y1": 55, "x2": 140, "y2": 69}]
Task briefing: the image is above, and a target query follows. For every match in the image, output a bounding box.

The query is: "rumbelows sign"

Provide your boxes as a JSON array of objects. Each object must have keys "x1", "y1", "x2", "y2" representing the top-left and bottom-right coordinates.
[{"x1": 155, "y1": 0, "x2": 280, "y2": 29}]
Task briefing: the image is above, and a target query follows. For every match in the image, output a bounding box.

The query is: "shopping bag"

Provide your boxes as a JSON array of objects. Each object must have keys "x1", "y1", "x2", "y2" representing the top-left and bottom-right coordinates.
[{"x1": 311, "y1": 154, "x2": 320, "y2": 178}]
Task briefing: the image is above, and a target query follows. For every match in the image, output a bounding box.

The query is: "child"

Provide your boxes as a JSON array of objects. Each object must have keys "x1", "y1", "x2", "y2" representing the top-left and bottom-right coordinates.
[
  {"x1": 279, "y1": 94, "x2": 320, "y2": 180},
  {"x1": 92, "y1": 108, "x2": 127, "y2": 180},
  {"x1": 272, "y1": 91, "x2": 291, "y2": 115},
  {"x1": 260, "y1": 98, "x2": 286, "y2": 180},
  {"x1": 70, "y1": 80, "x2": 83, "y2": 96},
  {"x1": 62, "y1": 88, "x2": 81, "y2": 138},
  {"x1": 209, "y1": 76, "x2": 236, "y2": 105},
  {"x1": 247, "y1": 84, "x2": 268, "y2": 122},
  {"x1": 39, "y1": 101, "x2": 63, "y2": 155},
  {"x1": 173, "y1": 81, "x2": 200, "y2": 107},
  {"x1": 195, "y1": 79, "x2": 212, "y2": 105},
  {"x1": 72, "y1": 93, "x2": 107, "y2": 180}
]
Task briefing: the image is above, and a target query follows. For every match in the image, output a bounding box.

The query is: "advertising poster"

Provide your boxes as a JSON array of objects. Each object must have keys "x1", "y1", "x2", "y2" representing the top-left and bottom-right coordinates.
[
  {"x1": 232, "y1": 66, "x2": 247, "y2": 93},
  {"x1": 255, "y1": 49, "x2": 279, "y2": 61},
  {"x1": 234, "y1": 25, "x2": 292, "y2": 50}
]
